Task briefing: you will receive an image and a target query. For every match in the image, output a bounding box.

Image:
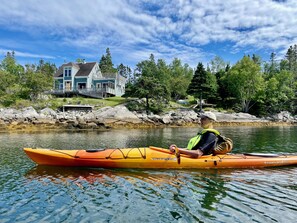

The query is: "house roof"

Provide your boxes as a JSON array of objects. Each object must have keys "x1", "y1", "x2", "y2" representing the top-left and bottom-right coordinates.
[
  {"x1": 54, "y1": 62, "x2": 97, "y2": 78},
  {"x1": 102, "y1": 73, "x2": 117, "y2": 78},
  {"x1": 75, "y1": 62, "x2": 96, "y2": 77}
]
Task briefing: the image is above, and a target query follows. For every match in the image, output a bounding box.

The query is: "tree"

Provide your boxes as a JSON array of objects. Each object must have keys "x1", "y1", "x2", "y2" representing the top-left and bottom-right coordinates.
[
  {"x1": 99, "y1": 48, "x2": 117, "y2": 73},
  {"x1": 187, "y1": 62, "x2": 217, "y2": 111},
  {"x1": 126, "y1": 54, "x2": 170, "y2": 114},
  {"x1": 285, "y1": 45, "x2": 297, "y2": 76},
  {"x1": 133, "y1": 76, "x2": 169, "y2": 114},
  {"x1": 209, "y1": 56, "x2": 227, "y2": 74},
  {"x1": 252, "y1": 54, "x2": 261, "y2": 66},
  {"x1": 264, "y1": 70, "x2": 295, "y2": 114},
  {"x1": 226, "y1": 56, "x2": 264, "y2": 113},
  {"x1": 169, "y1": 58, "x2": 193, "y2": 100},
  {"x1": 134, "y1": 54, "x2": 158, "y2": 78},
  {"x1": 76, "y1": 58, "x2": 85, "y2": 63},
  {"x1": 264, "y1": 52, "x2": 279, "y2": 79},
  {"x1": 0, "y1": 51, "x2": 24, "y2": 76},
  {"x1": 22, "y1": 64, "x2": 54, "y2": 101},
  {"x1": 36, "y1": 59, "x2": 57, "y2": 77},
  {"x1": 215, "y1": 66, "x2": 233, "y2": 107}
]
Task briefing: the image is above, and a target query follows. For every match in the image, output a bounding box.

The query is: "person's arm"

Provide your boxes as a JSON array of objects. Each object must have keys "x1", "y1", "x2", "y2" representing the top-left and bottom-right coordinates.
[
  {"x1": 192, "y1": 132, "x2": 217, "y2": 155},
  {"x1": 169, "y1": 144, "x2": 203, "y2": 158}
]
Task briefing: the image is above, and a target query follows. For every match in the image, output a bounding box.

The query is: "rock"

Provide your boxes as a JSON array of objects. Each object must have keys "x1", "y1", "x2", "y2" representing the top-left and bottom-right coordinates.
[
  {"x1": 20, "y1": 107, "x2": 39, "y2": 120},
  {"x1": 93, "y1": 105, "x2": 142, "y2": 124},
  {"x1": 0, "y1": 105, "x2": 295, "y2": 132},
  {"x1": 40, "y1": 108, "x2": 57, "y2": 117},
  {"x1": 272, "y1": 111, "x2": 295, "y2": 122},
  {"x1": 214, "y1": 111, "x2": 261, "y2": 122}
]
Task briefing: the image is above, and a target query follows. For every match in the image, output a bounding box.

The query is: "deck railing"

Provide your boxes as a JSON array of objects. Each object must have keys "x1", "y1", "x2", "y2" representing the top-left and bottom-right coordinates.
[{"x1": 48, "y1": 87, "x2": 116, "y2": 98}]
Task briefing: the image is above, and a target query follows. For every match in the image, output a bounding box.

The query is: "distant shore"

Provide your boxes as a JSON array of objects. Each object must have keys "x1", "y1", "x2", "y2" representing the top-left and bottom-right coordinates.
[{"x1": 0, "y1": 105, "x2": 296, "y2": 133}]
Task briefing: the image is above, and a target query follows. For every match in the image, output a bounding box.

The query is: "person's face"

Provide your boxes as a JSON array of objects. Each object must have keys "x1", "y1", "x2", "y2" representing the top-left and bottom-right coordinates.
[{"x1": 200, "y1": 116, "x2": 212, "y2": 128}]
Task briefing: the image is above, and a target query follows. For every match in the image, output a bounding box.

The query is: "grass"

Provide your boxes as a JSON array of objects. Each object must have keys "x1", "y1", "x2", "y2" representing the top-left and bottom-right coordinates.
[
  {"x1": 12, "y1": 96, "x2": 130, "y2": 111},
  {"x1": 7, "y1": 96, "x2": 228, "y2": 113}
]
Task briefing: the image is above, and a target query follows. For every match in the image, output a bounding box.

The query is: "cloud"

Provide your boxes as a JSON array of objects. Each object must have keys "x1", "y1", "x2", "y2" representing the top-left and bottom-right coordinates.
[
  {"x1": 0, "y1": 48, "x2": 55, "y2": 59},
  {"x1": 0, "y1": 0, "x2": 296, "y2": 66}
]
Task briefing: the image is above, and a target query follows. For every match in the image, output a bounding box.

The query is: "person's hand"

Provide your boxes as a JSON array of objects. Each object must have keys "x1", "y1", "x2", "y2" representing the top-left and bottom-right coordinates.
[{"x1": 169, "y1": 144, "x2": 177, "y2": 153}]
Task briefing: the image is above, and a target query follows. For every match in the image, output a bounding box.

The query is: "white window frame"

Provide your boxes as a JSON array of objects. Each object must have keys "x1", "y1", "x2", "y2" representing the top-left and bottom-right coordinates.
[{"x1": 64, "y1": 67, "x2": 72, "y2": 77}]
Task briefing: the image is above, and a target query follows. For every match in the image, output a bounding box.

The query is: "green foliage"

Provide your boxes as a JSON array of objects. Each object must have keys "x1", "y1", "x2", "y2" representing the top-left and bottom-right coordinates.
[
  {"x1": 285, "y1": 45, "x2": 297, "y2": 76},
  {"x1": 23, "y1": 66, "x2": 53, "y2": 101},
  {"x1": 209, "y1": 56, "x2": 228, "y2": 74},
  {"x1": 169, "y1": 58, "x2": 193, "y2": 100},
  {"x1": 99, "y1": 48, "x2": 117, "y2": 73},
  {"x1": 128, "y1": 54, "x2": 171, "y2": 114},
  {"x1": 133, "y1": 76, "x2": 170, "y2": 114},
  {"x1": 225, "y1": 56, "x2": 264, "y2": 113},
  {"x1": 187, "y1": 62, "x2": 218, "y2": 102},
  {"x1": 0, "y1": 51, "x2": 55, "y2": 107},
  {"x1": 0, "y1": 51, "x2": 24, "y2": 76},
  {"x1": 1, "y1": 46, "x2": 297, "y2": 116},
  {"x1": 264, "y1": 70, "x2": 295, "y2": 113},
  {"x1": 117, "y1": 63, "x2": 132, "y2": 80}
]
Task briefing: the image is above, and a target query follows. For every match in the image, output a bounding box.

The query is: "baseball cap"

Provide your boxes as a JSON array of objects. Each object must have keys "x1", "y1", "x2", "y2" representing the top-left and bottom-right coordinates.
[{"x1": 200, "y1": 111, "x2": 217, "y2": 121}]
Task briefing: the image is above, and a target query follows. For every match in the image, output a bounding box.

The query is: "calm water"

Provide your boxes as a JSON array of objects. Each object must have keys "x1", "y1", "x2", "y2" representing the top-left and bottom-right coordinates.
[{"x1": 1, "y1": 126, "x2": 297, "y2": 223}]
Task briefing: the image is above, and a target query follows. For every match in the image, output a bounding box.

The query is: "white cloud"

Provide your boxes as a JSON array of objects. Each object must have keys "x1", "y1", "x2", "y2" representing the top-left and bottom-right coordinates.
[
  {"x1": 0, "y1": 0, "x2": 296, "y2": 66},
  {"x1": 0, "y1": 48, "x2": 55, "y2": 59}
]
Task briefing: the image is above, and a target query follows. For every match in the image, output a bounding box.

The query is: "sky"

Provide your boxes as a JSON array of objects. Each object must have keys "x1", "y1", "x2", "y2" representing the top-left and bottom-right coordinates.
[{"x1": 0, "y1": 0, "x2": 296, "y2": 70}]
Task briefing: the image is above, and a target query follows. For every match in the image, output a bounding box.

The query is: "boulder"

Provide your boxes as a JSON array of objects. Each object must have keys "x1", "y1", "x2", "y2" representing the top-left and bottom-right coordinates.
[{"x1": 93, "y1": 105, "x2": 142, "y2": 124}]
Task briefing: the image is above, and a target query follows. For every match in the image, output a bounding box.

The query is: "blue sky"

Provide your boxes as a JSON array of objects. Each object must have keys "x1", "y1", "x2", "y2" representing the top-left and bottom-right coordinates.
[{"x1": 0, "y1": 0, "x2": 296, "y2": 69}]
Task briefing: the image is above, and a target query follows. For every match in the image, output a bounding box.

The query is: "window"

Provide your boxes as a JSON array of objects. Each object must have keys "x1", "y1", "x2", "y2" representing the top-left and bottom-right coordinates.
[{"x1": 64, "y1": 67, "x2": 72, "y2": 77}]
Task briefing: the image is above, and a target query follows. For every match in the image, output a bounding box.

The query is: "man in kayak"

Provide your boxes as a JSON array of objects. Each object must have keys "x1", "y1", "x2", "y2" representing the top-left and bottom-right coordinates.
[{"x1": 169, "y1": 111, "x2": 219, "y2": 158}]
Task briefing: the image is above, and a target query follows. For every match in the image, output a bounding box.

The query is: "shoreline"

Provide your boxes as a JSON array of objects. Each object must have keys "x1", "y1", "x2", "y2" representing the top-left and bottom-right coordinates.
[
  {"x1": 0, "y1": 105, "x2": 296, "y2": 133},
  {"x1": 1, "y1": 121, "x2": 296, "y2": 133}
]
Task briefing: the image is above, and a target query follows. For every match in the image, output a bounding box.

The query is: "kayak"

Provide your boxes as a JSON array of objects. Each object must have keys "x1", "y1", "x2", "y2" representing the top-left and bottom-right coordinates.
[{"x1": 23, "y1": 147, "x2": 297, "y2": 169}]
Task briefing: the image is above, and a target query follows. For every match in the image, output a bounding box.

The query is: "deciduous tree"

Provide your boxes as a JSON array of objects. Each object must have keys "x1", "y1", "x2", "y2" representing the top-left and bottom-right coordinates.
[{"x1": 226, "y1": 56, "x2": 264, "y2": 113}]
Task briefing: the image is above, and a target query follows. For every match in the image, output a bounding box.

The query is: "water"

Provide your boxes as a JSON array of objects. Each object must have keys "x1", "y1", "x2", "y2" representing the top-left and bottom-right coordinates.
[{"x1": 1, "y1": 126, "x2": 297, "y2": 222}]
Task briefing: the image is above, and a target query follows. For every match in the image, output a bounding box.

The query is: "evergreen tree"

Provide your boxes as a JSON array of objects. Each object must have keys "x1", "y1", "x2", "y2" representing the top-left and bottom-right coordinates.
[
  {"x1": 187, "y1": 62, "x2": 217, "y2": 111},
  {"x1": 99, "y1": 48, "x2": 116, "y2": 73},
  {"x1": 285, "y1": 45, "x2": 297, "y2": 77},
  {"x1": 252, "y1": 54, "x2": 261, "y2": 66},
  {"x1": 264, "y1": 52, "x2": 278, "y2": 79},
  {"x1": 0, "y1": 51, "x2": 24, "y2": 76}
]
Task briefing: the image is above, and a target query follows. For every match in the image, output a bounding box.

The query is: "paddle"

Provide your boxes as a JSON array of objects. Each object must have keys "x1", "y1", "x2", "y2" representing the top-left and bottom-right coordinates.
[{"x1": 243, "y1": 153, "x2": 280, "y2": 157}]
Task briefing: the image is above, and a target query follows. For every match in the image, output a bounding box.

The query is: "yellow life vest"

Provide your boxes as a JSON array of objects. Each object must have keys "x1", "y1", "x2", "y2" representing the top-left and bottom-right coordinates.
[{"x1": 186, "y1": 129, "x2": 220, "y2": 150}]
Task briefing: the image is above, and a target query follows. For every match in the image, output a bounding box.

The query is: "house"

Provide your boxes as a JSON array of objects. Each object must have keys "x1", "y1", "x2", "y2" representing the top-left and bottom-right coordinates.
[{"x1": 52, "y1": 62, "x2": 126, "y2": 98}]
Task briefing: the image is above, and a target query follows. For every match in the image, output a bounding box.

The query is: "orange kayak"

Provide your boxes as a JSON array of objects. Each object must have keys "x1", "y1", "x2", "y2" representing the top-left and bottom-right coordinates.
[{"x1": 23, "y1": 147, "x2": 297, "y2": 169}]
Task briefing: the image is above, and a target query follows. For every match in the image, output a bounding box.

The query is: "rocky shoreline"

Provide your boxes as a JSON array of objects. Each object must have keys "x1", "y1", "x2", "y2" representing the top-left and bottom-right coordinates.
[{"x1": 0, "y1": 105, "x2": 296, "y2": 132}]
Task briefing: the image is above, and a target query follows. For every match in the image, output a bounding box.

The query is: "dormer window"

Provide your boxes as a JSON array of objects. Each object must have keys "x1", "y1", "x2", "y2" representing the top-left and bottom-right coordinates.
[{"x1": 64, "y1": 67, "x2": 72, "y2": 77}]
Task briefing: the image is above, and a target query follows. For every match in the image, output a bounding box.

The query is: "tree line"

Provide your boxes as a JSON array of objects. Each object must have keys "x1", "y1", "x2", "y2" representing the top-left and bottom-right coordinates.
[
  {"x1": 124, "y1": 45, "x2": 297, "y2": 116},
  {"x1": 0, "y1": 51, "x2": 56, "y2": 106},
  {"x1": 0, "y1": 46, "x2": 296, "y2": 116}
]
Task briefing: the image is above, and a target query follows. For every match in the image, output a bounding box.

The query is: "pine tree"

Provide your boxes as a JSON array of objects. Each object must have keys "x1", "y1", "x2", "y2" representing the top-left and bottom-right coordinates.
[
  {"x1": 99, "y1": 48, "x2": 116, "y2": 73},
  {"x1": 285, "y1": 45, "x2": 297, "y2": 77},
  {"x1": 187, "y1": 62, "x2": 217, "y2": 111}
]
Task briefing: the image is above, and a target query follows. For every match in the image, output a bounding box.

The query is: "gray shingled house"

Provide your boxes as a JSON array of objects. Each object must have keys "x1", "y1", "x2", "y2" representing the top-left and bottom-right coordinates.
[{"x1": 52, "y1": 62, "x2": 126, "y2": 98}]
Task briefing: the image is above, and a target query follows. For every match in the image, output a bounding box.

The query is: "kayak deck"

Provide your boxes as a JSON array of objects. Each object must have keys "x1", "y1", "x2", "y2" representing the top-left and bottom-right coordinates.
[{"x1": 23, "y1": 147, "x2": 297, "y2": 169}]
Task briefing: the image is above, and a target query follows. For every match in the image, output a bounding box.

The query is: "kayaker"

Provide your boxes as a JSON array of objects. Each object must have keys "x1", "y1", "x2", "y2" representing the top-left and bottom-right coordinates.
[{"x1": 169, "y1": 111, "x2": 219, "y2": 158}]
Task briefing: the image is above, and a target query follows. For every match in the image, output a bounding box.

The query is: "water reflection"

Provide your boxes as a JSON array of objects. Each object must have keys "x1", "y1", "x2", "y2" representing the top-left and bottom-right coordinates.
[{"x1": 2, "y1": 126, "x2": 297, "y2": 222}]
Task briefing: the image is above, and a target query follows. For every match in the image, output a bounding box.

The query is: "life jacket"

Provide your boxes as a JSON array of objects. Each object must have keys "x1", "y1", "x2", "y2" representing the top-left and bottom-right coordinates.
[{"x1": 186, "y1": 128, "x2": 220, "y2": 150}]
